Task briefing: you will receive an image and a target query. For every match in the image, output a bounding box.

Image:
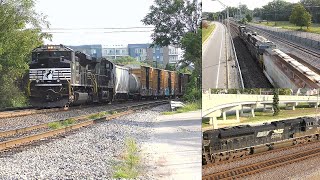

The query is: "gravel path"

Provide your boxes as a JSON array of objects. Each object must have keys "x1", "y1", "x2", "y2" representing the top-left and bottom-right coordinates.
[
  {"x1": 141, "y1": 111, "x2": 202, "y2": 180},
  {"x1": 0, "y1": 104, "x2": 168, "y2": 179},
  {"x1": 0, "y1": 101, "x2": 150, "y2": 132}
]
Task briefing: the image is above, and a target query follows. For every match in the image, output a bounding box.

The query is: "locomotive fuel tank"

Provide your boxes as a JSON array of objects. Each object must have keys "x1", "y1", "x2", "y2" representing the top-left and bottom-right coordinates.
[{"x1": 73, "y1": 92, "x2": 90, "y2": 105}]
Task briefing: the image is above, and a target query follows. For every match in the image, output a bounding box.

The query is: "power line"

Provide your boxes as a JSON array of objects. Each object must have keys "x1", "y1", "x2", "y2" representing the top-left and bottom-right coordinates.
[
  {"x1": 41, "y1": 27, "x2": 154, "y2": 30},
  {"x1": 41, "y1": 30, "x2": 153, "y2": 34}
]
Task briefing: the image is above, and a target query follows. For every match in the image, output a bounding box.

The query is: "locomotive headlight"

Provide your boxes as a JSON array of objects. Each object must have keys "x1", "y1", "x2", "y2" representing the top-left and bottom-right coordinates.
[{"x1": 57, "y1": 79, "x2": 60, "y2": 83}]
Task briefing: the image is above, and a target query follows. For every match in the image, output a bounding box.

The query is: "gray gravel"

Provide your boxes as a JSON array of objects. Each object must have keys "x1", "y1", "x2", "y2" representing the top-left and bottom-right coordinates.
[
  {"x1": 0, "y1": 104, "x2": 169, "y2": 179},
  {"x1": 0, "y1": 101, "x2": 150, "y2": 132}
]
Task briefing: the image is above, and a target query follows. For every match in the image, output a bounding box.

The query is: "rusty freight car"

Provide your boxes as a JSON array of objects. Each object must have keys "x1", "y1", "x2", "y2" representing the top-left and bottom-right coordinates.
[
  {"x1": 129, "y1": 65, "x2": 154, "y2": 98},
  {"x1": 152, "y1": 68, "x2": 163, "y2": 97}
]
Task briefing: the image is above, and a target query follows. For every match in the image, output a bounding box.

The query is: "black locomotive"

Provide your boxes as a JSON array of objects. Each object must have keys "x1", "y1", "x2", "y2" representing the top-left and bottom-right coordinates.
[
  {"x1": 203, "y1": 117, "x2": 320, "y2": 165},
  {"x1": 238, "y1": 25, "x2": 276, "y2": 68}
]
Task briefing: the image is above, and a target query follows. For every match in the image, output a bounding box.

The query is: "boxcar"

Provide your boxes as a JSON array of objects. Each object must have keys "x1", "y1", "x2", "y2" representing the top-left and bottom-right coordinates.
[
  {"x1": 130, "y1": 65, "x2": 153, "y2": 98},
  {"x1": 152, "y1": 68, "x2": 162, "y2": 97},
  {"x1": 161, "y1": 70, "x2": 170, "y2": 96},
  {"x1": 169, "y1": 71, "x2": 176, "y2": 96}
]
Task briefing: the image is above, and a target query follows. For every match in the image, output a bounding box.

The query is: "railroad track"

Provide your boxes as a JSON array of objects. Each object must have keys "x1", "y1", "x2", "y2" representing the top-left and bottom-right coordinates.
[
  {"x1": 228, "y1": 23, "x2": 273, "y2": 88},
  {"x1": 0, "y1": 100, "x2": 168, "y2": 152},
  {"x1": 0, "y1": 107, "x2": 67, "y2": 119},
  {"x1": 246, "y1": 24, "x2": 320, "y2": 72},
  {"x1": 203, "y1": 145, "x2": 320, "y2": 180},
  {"x1": 203, "y1": 140, "x2": 320, "y2": 169},
  {"x1": 0, "y1": 100, "x2": 161, "y2": 119}
]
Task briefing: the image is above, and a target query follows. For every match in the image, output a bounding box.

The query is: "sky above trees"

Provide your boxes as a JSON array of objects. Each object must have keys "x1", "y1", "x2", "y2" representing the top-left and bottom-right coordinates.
[
  {"x1": 35, "y1": 0, "x2": 155, "y2": 45},
  {"x1": 202, "y1": 0, "x2": 300, "y2": 12}
]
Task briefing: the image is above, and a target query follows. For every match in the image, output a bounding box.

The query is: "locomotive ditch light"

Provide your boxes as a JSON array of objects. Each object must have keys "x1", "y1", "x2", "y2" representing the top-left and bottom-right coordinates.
[{"x1": 36, "y1": 79, "x2": 39, "y2": 83}]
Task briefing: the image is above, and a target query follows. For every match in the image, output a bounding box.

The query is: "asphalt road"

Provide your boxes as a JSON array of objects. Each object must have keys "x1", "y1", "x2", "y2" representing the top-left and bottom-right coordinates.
[{"x1": 202, "y1": 21, "x2": 227, "y2": 90}]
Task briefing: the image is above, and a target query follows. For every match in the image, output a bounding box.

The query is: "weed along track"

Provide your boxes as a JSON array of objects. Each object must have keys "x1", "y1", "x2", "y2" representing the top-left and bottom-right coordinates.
[{"x1": 0, "y1": 100, "x2": 168, "y2": 152}]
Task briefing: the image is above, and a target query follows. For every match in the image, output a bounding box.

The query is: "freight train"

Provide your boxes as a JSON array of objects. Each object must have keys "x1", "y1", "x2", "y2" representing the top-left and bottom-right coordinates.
[
  {"x1": 238, "y1": 25, "x2": 276, "y2": 67},
  {"x1": 28, "y1": 45, "x2": 190, "y2": 107},
  {"x1": 202, "y1": 116, "x2": 320, "y2": 165},
  {"x1": 237, "y1": 24, "x2": 320, "y2": 88}
]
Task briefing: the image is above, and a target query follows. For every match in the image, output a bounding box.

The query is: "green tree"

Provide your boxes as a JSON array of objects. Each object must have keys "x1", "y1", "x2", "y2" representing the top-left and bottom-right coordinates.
[
  {"x1": 165, "y1": 63, "x2": 176, "y2": 71},
  {"x1": 112, "y1": 56, "x2": 137, "y2": 64},
  {"x1": 289, "y1": 3, "x2": 312, "y2": 29},
  {"x1": 301, "y1": 0, "x2": 320, "y2": 23},
  {"x1": 181, "y1": 29, "x2": 201, "y2": 76},
  {"x1": 273, "y1": 89, "x2": 280, "y2": 116},
  {"x1": 261, "y1": 0, "x2": 294, "y2": 21},
  {"x1": 241, "y1": 17, "x2": 248, "y2": 24},
  {"x1": 0, "y1": 0, "x2": 51, "y2": 108},
  {"x1": 142, "y1": 0, "x2": 201, "y2": 47},
  {"x1": 142, "y1": 0, "x2": 202, "y2": 99},
  {"x1": 246, "y1": 14, "x2": 253, "y2": 22}
]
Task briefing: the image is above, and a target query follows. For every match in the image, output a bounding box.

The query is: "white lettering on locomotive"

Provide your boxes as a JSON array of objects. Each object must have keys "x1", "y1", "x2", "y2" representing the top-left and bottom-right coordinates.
[
  {"x1": 256, "y1": 131, "x2": 270, "y2": 137},
  {"x1": 271, "y1": 129, "x2": 284, "y2": 139}
]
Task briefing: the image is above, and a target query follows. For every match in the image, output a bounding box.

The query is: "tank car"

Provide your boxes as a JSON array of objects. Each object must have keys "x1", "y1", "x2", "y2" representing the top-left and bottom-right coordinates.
[{"x1": 203, "y1": 117, "x2": 320, "y2": 165}]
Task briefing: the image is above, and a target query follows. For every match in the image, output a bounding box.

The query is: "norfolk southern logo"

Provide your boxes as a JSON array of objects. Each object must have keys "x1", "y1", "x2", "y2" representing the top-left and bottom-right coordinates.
[{"x1": 44, "y1": 70, "x2": 53, "y2": 80}]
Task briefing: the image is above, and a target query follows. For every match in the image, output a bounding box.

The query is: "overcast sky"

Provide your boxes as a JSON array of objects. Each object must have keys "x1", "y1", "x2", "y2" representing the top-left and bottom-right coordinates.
[
  {"x1": 202, "y1": 0, "x2": 300, "y2": 12},
  {"x1": 35, "y1": 0, "x2": 155, "y2": 45}
]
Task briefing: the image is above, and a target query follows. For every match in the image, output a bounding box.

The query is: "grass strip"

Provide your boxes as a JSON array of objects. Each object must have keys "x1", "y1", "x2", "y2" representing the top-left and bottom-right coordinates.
[{"x1": 202, "y1": 24, "x2": 215, "y2": 44}]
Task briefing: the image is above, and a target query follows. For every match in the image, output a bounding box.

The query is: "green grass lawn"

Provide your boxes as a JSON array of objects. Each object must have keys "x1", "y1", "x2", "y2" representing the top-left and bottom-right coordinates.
[
  {"x1": 253, "y1": 21, "x2": 320, "y2": 34},
  {"x1": 202, "y1": 106, "x2": 319, "y2": 128},
  {"x1": 202, "y1": 24, "x2": 215, "y2": 44}
]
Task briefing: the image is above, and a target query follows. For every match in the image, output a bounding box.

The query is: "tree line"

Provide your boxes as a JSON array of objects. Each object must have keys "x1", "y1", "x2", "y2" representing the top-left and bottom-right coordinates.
[
  {"x1": 204, "y1": 0, "x2": 318, "y2": 28},
  {"x1": 0, "y1": 0, "x2": 50, "y2": 108}
]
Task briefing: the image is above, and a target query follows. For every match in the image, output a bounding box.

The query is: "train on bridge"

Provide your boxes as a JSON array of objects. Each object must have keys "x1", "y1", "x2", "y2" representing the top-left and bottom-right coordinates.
[
  {"x1": 236, "y1": 24, "x2": 320, "y2": 89},
  {"x1": 202, "y1": 116, "x2": 320, "y2": 165},
  {"x1": 28, "y1": 45, "x2": 190, "y2": 107}
]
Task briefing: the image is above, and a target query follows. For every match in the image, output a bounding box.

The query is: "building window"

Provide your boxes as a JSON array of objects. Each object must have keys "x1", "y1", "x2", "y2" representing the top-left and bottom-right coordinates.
[
  {"x1": 160, "y1": 56, "x2": 163, "y2": 62},
  {"x1": 153, "y1": 48, "x2": 155, "y2": 53},
  {"x1": 116, "y1": 50, "x2": 120, "y2": 55},
  {"x1": 160, "y1": 48, "x2": 163, "y2": 53}
]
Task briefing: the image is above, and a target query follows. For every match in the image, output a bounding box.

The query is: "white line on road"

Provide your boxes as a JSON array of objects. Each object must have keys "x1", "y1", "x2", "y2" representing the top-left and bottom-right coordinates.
[{"x1": 216, "y1": 24, "x2": 224, "y2": 88}]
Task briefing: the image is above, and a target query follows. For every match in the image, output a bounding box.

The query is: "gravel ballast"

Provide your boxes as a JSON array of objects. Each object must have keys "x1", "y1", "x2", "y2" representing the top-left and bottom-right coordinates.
[
  {"x1": 0, "y1": 104, "x2": 168, "y2": 179},
  {"x1": 0, "y1": 101, "x2": 152, "y2": 131}
]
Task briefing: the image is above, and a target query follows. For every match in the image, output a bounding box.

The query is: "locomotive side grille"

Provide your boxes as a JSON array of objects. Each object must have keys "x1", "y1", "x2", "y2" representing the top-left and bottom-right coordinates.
[{"x1": 29, "y1": 68, "x2": 71, "y2": 81}]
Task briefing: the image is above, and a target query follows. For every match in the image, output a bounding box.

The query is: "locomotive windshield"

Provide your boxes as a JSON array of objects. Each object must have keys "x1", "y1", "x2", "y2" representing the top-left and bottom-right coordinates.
[{"x1": 30, "y1": 51, "x2": 72, "y2": 68}]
